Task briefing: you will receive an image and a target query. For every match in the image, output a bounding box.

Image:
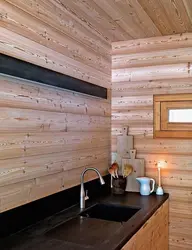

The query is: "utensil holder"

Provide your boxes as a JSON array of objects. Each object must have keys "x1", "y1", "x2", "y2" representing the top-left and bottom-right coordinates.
[{"x1": 112, "y1": 176, "x2": 127, "y2": 195}]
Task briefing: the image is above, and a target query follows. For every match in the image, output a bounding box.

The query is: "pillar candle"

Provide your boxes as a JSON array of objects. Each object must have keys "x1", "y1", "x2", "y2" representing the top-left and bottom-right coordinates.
[{"x1": 158, "y1": 167, "x2": 161, "y2": 187}]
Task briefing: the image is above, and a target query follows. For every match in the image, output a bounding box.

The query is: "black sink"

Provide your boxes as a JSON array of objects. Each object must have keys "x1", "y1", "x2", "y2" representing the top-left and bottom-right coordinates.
[{"x1": 80, "y1": 203, "x2": 140, "y2": 222}]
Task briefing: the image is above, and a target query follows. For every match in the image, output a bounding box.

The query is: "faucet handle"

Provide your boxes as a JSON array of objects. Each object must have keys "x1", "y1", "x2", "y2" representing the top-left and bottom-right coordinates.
[{"x1": 85, "y1": 190, "x2": 89, "y2": 200}]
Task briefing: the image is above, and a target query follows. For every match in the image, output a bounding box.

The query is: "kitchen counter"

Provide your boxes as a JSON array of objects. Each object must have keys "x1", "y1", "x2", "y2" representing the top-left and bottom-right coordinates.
[{"x1": 0, "y1": 192, "x2": 168, "y2": 250}]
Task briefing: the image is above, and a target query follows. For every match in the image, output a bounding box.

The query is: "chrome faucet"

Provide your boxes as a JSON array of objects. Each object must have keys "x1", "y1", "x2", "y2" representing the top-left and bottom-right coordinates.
[{"x1": 80, "y1": 168, "x2": 105, "y2": 210}]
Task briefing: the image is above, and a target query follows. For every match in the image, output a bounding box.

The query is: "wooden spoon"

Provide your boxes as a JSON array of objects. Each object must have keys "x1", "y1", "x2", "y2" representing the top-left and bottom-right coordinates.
[
  {"x1": 108, "y1": 168, "x2": 115, "y2": 188},
  {"x1": 111, "y1": 162, "x2": 119, "y2": 178},
  {"x1": 108, "y1": 162, "x2": 120, "y2": 188},
  {"x1": 108, "y1": 167, "x2": 115, "y2": 178},
  {"x1": 123, "y1": 164, "x2": 133, "y2": 178}
]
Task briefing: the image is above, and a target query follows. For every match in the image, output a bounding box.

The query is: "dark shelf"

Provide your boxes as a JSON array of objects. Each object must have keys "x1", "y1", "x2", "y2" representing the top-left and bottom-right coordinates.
[{"x1": 0, "y1": 53, "x2": 107, "y2": 99}]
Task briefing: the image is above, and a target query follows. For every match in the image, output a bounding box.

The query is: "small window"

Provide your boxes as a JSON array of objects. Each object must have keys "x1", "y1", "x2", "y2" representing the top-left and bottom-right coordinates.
[
  {"x1": 154, "y1": 94, "x2": 192, "y2": 138},
  {"x1": 168, "y1": 109, "x2": 192, "y2": 123}
]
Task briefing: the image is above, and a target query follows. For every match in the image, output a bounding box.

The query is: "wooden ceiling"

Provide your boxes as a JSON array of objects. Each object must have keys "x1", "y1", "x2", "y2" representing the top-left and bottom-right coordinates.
[{"x1": 67, "y1": 0, "x2": 192, "y2": 42}]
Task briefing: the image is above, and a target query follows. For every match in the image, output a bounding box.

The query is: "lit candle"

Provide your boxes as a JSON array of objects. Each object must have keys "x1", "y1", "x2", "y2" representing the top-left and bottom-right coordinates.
[
  {"x1": 158, "y1": 166, "x2": 161, "y2": 187},
  {"x1": 156, "y1": 160, "x2": 167, "y2": 195}
]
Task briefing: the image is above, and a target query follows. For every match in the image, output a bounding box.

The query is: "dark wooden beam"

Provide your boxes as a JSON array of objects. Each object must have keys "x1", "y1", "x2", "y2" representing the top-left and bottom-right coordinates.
[{"x1": 0, "y1": 53, "x2": 107, "y2": 99}]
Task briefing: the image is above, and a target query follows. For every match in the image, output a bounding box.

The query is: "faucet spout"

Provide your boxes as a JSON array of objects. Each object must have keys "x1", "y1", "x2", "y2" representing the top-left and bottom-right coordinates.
[{"x1": 80, "y1": 168, "x2": 105, "y2": 210}]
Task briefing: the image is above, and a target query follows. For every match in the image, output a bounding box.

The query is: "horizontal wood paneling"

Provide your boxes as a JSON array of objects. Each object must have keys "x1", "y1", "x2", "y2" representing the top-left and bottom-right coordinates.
[
  {"x1": 0, "y1": 28, "x2": 110, "y2": 88},
  {"x1": 5, "y1": 0, "x2": 111, "y2": 52},
  {"x1": 0, "y1": 75, "x2": 110, "y2": 116},
  {"x1": 112, "y1": 63, "x2": 192, "y2": 82},
  {"x1": 1, "y1": 0, "x2": 110, "y2": 74},
  {"x1": 0, "y1": 107, "x2": 110, "y2": 133},
  {"x1": 112, "y1": 33, "x2": 192, "y2": 53},
  {"x1": 112, "y1": 95, "x2": 153, "y2": 111},
  {"x1": 0, "y1": 1, "x2": 111, "y2": 212},
  {"x1": 112, "y1": 47, "x2": 192, "y2": 69},
  {"x1": 112, "y1": 137, "x2": 192, "y2": 155},
  {"x1": 112, "y1": 34, "x2": 192, "y2": 250},
  {"x1": 112, "y1": 78, "x2": 192, "y2": 97},
  {"x1": 0, "y1": 148, "x2": 109, "y2": 186},
  {"x1": 0, "y1": 131, "x2": 110, "y2": 160}
]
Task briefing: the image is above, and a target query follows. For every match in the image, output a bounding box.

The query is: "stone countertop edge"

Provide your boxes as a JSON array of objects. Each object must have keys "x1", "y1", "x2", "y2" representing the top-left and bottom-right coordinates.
[{"x1": 102, "y1": 193, "x2": 169, "y2": 250}]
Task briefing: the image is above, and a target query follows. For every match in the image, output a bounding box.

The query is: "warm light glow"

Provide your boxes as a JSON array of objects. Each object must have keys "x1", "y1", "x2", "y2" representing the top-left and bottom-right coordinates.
[{"x1": 157, "y1": 160, "x2": 167, "y2": 168}]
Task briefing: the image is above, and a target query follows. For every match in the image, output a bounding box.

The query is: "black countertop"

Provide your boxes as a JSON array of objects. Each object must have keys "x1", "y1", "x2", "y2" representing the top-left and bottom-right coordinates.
[{"x1": 0, "y1": 192, "x2": 169, "y2": 250}]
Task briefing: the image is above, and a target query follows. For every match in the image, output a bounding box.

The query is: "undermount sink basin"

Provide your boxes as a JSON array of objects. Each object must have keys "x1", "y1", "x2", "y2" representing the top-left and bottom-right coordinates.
[{"x1": 80, "y1": 203, "x2": 140, "y2": 222}]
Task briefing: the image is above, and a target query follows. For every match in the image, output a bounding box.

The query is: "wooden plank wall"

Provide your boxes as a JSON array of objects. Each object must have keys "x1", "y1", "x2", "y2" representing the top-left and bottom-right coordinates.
[
  {"x1": 112, "y1": 34, "x2": 192, "y2": 250},
  {"x1": 0, "y1": 0, "x2": 111, "y2": 212}
]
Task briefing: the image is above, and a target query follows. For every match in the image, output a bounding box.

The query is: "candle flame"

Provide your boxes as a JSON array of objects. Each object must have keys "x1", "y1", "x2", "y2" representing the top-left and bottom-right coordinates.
[{"x1": 157, "y1": 160, "x2": 167, "y2": 168}]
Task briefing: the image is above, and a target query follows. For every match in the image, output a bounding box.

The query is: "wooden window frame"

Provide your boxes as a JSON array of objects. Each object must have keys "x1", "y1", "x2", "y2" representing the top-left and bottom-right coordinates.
[{"x1": 154, "y1": 94, "x2": 192, "y2": 139}]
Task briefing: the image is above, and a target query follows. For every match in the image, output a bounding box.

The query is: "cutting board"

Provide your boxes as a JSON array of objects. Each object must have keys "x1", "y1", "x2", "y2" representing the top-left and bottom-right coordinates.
[
  {"x1": 122, "y1": 149, "x2": 145, "y2": 192},
  {"x1": 116, "y1": 127, "x2": 133, "y2": 167}
]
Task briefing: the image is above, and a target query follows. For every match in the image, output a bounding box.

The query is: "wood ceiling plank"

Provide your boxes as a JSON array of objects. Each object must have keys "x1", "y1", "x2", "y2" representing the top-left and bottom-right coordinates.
[
  {"x1": 182, "y1": 0, "x2": 192, "y2": 24},
  {"x1": 159, "y1": 0, "x2": 192, "y2": 33},
  {"x1": 108, "y1": 0, "x2": 161, "y2": 37},
  {"x1": 138, "y1": 0, "x2": 176, "y2": 35},
  {"x1": 55, "y1": 0, "x2": 132, "y2": 42},
  {"x1": 93, "y1": 0, "x2": 149, "y2": 39}
]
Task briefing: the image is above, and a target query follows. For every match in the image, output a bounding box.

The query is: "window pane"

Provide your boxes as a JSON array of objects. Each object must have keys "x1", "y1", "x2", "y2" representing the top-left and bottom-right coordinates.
[{"x1": 169, "y1": 109, "x2": 192, "y2": 123}]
